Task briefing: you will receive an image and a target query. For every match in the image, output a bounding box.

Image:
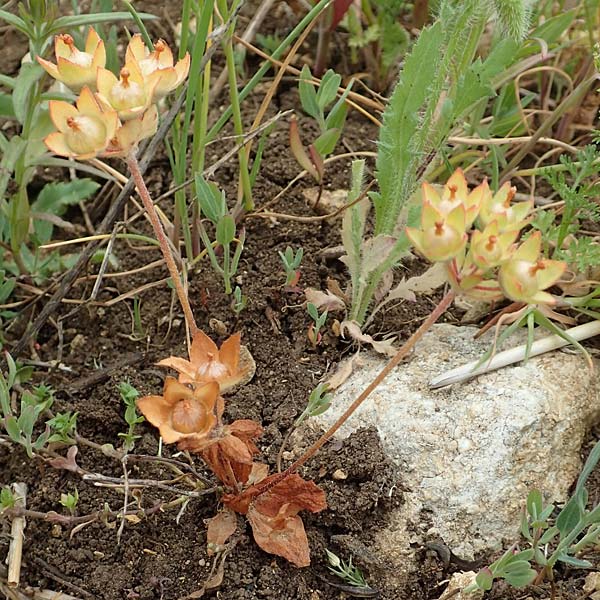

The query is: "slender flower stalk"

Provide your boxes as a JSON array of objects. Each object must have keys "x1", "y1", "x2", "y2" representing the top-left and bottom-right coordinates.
[
  {"x1": 252, "y1": 289, "x2": 457, "y2": 499},
  {"x1": 126, "y1": 152, "x2": 198, "y2": 336}
]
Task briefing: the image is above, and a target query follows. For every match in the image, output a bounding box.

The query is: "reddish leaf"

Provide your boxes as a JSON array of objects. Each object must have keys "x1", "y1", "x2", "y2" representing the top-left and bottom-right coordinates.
[
  {"x1": 47, "y1": 445, "x2": 81, "y2": 473},
  {"x1": 206, "y1": 509, "x2": 238, "y2": 555},
  {"x1": 223, "y1": 473, "x2": 327, "y2": 516},
  {"x1": 247, "y1": 505, "x2": 311, "y2": 567},
  {"x1": 254, "y1": 474, "x2": 327, "y2": 516},
  {"x1": 227, "y1": 419, "x2": 262, "y2": 455},
  {"x1": 330, "y1": 0, "x2": 353, "y2": 30}
]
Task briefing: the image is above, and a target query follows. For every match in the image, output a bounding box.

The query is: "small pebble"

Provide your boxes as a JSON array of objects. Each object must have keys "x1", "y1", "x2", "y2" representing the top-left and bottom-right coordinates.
[
  {"x1": 332, "y1": 469, "x2": 348, "y2": 480},
  {"x1": 209, "y1": 318, "x2": 228, "y2": 336}
]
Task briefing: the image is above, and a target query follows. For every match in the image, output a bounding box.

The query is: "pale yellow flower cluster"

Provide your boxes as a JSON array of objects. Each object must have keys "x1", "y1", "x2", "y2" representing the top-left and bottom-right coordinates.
[
  {"x1": 37, "y1": 28, "x2": 190, "y2": 159},
  {"x1": 406, "y1": 169, "x2": 566, "y2": 305}
]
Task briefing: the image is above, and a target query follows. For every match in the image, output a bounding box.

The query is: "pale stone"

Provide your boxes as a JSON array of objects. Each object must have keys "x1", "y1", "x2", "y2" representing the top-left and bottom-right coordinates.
[
  {"x1": 584, "y1": 571, "x2": 600, "y2": 594},
  {"x1": 438, "y1": 572, "x2": 482, "y2": 600},
  {"x1": 316, "y1": 323, "x2": 600, "y2": 574},
  {"x1": 332, "y1": 469, "x2": 348, "y2": 480}
]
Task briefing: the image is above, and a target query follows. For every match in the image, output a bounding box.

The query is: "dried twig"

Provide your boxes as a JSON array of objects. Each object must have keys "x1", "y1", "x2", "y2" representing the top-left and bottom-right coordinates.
[
  {"x1": 65, "y1": 352, "x2": 144, "y2": 393},
  {"x1": 7, "y1": 482, "x2": 27, "y2": 588},
  {"x1": 32, "y1": 558, "x2": 94, "y2": 599}
]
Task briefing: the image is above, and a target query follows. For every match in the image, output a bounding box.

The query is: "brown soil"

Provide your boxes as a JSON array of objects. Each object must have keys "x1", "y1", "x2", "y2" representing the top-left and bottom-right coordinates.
[{"x1": 1, "y1": 2, "x2": 599, "y2": 600}]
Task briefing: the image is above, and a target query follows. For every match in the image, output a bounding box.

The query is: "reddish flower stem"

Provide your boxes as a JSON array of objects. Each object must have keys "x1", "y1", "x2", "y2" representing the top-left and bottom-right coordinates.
[
  {"x1": 253, "y1": 289, "x2": 457, "y2": 499},
  {"x1": 126, "y1": 152, "x2": 199, "y2": 337}
]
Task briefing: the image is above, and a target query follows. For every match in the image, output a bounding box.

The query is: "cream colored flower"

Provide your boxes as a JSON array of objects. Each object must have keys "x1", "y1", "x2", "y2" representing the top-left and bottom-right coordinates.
[
  {"x1": 37, "y1": 28, "x2": 106, "y2": 91},
  {"x1": 96, "y1": 62, "x2": 157, "y2": 121},
  {"x1": 469, "y1": 221, "x2": 518, "y2": 269},
  {"x1": 125, "y1": 35, "x2": 190, "y2": 100},
  {"x1": 421, "y1": 168, "x2": 486, "y2": 228},
  {"x1": 406, "y1": 202, "x2": 467, "y2": 263},
  {"x1": 158, "y1": 331, "x2": 255, "y2": 392},
  {"x1": 44, "y1": 87, "x2": 118, "y2": 159},
  {"x1": 499, "y1": 232, "x2": 566, "y2": 305},
  {"x1": 478, "y1": 182, "x2": 532, "y2": 231}
]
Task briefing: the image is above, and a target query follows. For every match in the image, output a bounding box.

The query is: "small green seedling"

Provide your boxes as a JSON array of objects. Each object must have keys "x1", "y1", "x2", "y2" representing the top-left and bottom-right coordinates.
[
  {"x1": 279, "y1": 246, "x2": 303, "y2": 287},
  {"x1": 326, "y1": 549, "x2": 370, "y2": 589},
  {"x1": 131, "y1": 296, "x2": 146, "y2": 340},
  {"x1": 0, "y1": 487, "x2": 15, "y2": 511},
  {"x1": 467, "y1": 439, "x2": 600, "y2": 593},
  {"x1": 46, "y1": 411, "x2": 78, "y2": 445},
  {"x1": 290, "y1": 66, "x2": 351, "y2": 185},
  {"x1": 296, "y1": 383, "x2": 332, "y2": 426},
  {"x1": 307, "y1": 302, "x2": 328, "y2": 347},
  {"x1": 60, "y1": 488, "x2": 79, "y2": 515},
  {"x1": 1, "y1": 374, "x2": 55, "y2": 458},
  {"x1": 231, "y1": 286, "x2": 247, "y2": 315},
  {"x1": 118, "y1": 381, "x2": 143, "y2": 452},
  {"x1": 196, "y1": 174, "x2": 245, "y2": 295}
]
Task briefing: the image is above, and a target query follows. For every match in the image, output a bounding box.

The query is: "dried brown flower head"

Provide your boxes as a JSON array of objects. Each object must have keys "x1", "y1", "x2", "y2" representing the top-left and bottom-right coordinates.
[
  {"x1": 157, "y1": 331, "x2": 255, "y2": 391},
  {"x1": 136, "y1": 377, "x2": 222, "y2": 448}
]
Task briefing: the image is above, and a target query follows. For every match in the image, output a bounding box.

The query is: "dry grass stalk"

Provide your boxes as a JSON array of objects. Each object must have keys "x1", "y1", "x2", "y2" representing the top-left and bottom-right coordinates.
[{"x1": 7, "y1": 482, "x2": 27, "y2": 588}]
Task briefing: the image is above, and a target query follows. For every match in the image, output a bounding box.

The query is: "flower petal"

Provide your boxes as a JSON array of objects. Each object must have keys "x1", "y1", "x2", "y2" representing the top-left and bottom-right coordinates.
[
  {"x1": 190, "y1": 330, "x2": 219, "y2": 365},
  {"x1": 154, "y1": 39, "x2": 174, "y2": 68},
  {"x1": 85, "y1": 27, "x2": 102, "y2": 54},
  {"x1": 537, "y1": 260, "x2": 566, "y2": 289},
  {"x1": 44, "y1": 132, "x2": 74, "y2": 157},
  {"x1": 443, "y1": 168, "x2": 467, "y2": 202},
  {"x1": 48, "y1": 100, "x2": 78, "y2": 132},
  {"x1": 91, "y1": 39, "x2": 106, "y2": 73},
  {"x1": 125, "y1": 34, "x2": 148, "y2": 63},
  {"x1": 193, "y1": 381, "x2": 220, "y2": 412},
  {"x1": 421, "y1": 182, "x2": 440, "y2": 206},
  {"x1": 136, "y1": 394, "x2": 172, "y2": 429},
  {"x1": 514, "y1": 231, "x2": 541, "y2": 262},
  {"x1": 96, "y1": 67, "x2": 118, "y2": 99},
  {"x1": 55, "y1": 35, "x2": 72, "y2": 59},
  {"x1": 76, "y1": 85, "x2": 103, "y2": 116},
  {"x1": 174, "y1": 53, "x2": 190, "y2": 82},
  {"x1": 55, "y1": 57, "x2": 94, "y2": 89},
  {"x1": 220, "y1": 333, "x2": 241, "y2": 374},
  {"x1": 163, "y1": 376, "x2": 193, "y2": 406},
  {"x1": 37, "y1": 56, "x2": 60, "y2": 80},
  {"x1": 157, "y1": 356, "x2": 196, "y2": 380}
]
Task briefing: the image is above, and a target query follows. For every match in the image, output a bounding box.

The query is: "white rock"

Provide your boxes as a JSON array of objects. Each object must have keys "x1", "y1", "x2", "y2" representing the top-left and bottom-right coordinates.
[
  {"x1": 438, "y1": 571, "x2": 482, "y2": 600},
  {"x1": 317, "y1": 324, "x2": 600, "y2": 569}
]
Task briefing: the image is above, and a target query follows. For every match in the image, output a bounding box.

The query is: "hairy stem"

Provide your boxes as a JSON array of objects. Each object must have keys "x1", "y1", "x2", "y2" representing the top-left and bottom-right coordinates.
[
  {"x1": 126, "y1": 152, "x2": 199, "y2": 337},
  {"x1": 254, "y1": 289, "x2": 456, "y2": 498}
]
